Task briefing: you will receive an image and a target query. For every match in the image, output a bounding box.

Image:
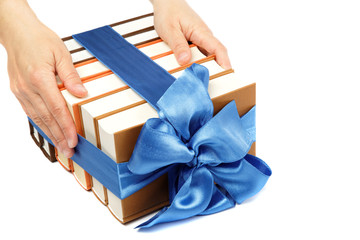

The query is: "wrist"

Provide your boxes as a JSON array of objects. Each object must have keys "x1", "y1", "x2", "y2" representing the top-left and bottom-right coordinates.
[
  {"x1": 151, "y1": 0, "x2": 185, "y2": 6},
  {"x1": 0, "y1": 0, "x2": 40, "y2": 47}
]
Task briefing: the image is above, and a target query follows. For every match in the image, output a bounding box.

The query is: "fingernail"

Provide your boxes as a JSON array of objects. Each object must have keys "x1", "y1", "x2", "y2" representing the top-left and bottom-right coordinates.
[
  {"x1": 218, "y1": 62, "x2": 230, "y2": 70},
  {"x1": 63, "y1": 148, "x2": 73, "y2": 158},
  {"x1": 68, "y1": 139, "x2": 76, "y2": 149},
  {"x1": 178, "y1": 52, "x2": 190, "y2": 65},
  {"x1": 57, "y1": 145, "x2": 64, "y2": 155},
  {"x1": 223, "y1": 63, "x2": 232, "y2": 70},
  {"x1": 74, "y1": 84, "x2": 87, "y2": 94},
  {"x1": 67, "y1": 136, "x2": 78, "y2": 149}
]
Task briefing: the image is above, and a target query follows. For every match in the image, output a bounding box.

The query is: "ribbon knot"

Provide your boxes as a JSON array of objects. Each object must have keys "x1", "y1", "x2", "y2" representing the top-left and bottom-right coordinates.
[
  {"x1": 186, "y1": 143, "x2": 215, "y2": 169},
  {"x1": 117, "y1": 64, "x2": 272, "y2": 228},
  {"x1": 187, "y1": 154, "x2": 200, "y2": 168}
]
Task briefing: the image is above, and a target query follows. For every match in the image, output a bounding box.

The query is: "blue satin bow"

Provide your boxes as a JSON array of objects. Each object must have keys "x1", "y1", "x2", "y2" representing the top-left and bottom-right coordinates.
[{"x1": 118, "y1": 64, "x2": 272, "y2": 228}]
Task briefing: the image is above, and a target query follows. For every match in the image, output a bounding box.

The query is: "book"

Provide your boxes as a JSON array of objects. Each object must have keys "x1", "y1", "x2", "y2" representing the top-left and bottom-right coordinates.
[{"x1": 28, "y1": 120, "x2": 42, "y2": 148}]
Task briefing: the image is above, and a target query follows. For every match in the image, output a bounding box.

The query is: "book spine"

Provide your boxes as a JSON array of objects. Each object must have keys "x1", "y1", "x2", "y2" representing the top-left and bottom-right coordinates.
[{"x1": 28, "y1": 120, "x2": 57, "y2": 163}]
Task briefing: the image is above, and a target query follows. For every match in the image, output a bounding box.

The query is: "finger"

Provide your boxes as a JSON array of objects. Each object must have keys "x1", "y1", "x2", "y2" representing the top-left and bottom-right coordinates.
[
  {"x1": 9, "y1": 69, "x2": 33, "y2": 120},
  {"x1": 55, "y1": 49, "x2": 87, "y2": 97},
  {"x1": 35, "y1": 75, "x2": 78, "y2": 150},
  {"x1": 161, "y1": 25, "x2": 192, "y2": 65},
  {"x1": 191, "y1": 33, "x2": 232, "y2": 69},
  {"x1": 25, "y1": 91, "x2": 75, "y2": 158},
  {"x1": 14, "y1": 73, "x2": 73, "y2": 157},
  {"x1": 28, "y1": 70, "x2": 78, "y2": 151},
  {"x1": 10, "y1": 71, "x2": 66, "y2": 154},
  {"x1": 21, "y1": 98, "x2": 55, "y2": 144},
  {"x1": 19, "y1": 95, "x2": 65, "y2": 154},
  {"x1": 9, "y1": 66, "x2": 54, "y2": 144},
  {"x1": 15, "y1": 94, "x2": 30, "y2": 116}
]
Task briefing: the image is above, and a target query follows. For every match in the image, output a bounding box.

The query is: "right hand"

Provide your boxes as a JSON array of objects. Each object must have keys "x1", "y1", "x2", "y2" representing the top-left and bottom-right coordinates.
[
  {"x1": 0, "y1": 0, "x2": 87, "y2": 158},
  {"x1": 152, "y1": 0, "x2": 231, "y2": 69}
]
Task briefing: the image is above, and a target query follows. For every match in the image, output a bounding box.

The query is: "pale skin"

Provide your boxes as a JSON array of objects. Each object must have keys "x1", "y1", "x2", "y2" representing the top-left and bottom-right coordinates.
[{"x1": 0, "y1": 0, "x2": 231, "y2": 158}]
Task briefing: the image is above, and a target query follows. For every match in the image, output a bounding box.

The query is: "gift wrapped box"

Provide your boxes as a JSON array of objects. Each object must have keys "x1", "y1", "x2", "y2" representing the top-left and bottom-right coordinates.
[{"x1": 28, "y1": 13, "x2": 270, "y2": 227}]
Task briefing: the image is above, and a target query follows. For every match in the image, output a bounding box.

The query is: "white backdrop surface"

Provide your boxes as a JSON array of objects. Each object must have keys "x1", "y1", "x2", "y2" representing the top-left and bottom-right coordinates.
[{"x1": 0, "y1": 0, "x2": 359, "y2": 239}]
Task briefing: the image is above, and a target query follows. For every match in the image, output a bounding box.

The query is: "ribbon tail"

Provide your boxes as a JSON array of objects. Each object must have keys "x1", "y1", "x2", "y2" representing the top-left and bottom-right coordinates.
[
  {"x1": 209, "y1": 155, "x2": 272, "y2": 204},
  {"x1": 136, "y1": 167, "x2": 214, "y2": 228},
  {"x1": 199, "y1": 184, "x2": 236, "y2": 216}
]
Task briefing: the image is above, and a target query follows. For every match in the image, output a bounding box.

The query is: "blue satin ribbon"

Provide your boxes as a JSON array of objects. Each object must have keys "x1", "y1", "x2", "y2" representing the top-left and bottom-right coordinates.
[
  {"x1": 29, "y1": 26, "x2": 271, "y2": 229},
  {"x1": 73, "y1": 26, "x2": 175, "y2": 109},
  {"x1": 117, "y1": 64, "x2": 272, "y2": 228}
]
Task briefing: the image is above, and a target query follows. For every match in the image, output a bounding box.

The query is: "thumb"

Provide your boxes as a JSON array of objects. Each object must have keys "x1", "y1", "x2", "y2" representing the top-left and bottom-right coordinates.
[
  {"x1": 56, "y1": 52, "x2": 87, "y2": 97},
  {"x1": 162, "y1": 27, "x2": 192, "y2": 65}
]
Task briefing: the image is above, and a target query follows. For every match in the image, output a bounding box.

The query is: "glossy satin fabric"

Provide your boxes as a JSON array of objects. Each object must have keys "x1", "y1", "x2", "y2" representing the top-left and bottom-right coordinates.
[
  {"x1": 73, "y1": 26, "x2": 175, "y2": 109},
  {"x1": 117, "y1": 64, "x2": 272, "y2": 228},
  {"x1": 29, "y1": 26, "x2": 272, "y2": 228}
]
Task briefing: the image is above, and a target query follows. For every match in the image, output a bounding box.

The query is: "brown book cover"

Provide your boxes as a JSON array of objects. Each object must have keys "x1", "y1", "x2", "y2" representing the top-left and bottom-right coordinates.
[{"x1": 28, "y1": 120, "x2": 57, "y2": 163}]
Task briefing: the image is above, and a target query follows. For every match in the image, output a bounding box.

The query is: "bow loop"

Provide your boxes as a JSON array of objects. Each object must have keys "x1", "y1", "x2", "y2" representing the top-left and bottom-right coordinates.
[
  {"x1": 128, "y1": 118, "x2": 194, "y2": 175},
  {"x1": 208, "y1": 155, "x2": 272, "y2": 204},
  {"x1": 189, "y1": 101, "x2": 255, "y2": 167},
  {"x1": 157, "y1": 64, "x2": 213, "y2": 141}
]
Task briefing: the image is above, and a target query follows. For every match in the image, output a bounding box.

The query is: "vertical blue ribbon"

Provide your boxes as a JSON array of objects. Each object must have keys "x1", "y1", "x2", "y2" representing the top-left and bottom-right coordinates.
[{"x1": 73, "y1": 26, "x2": 175, "y2": 110}]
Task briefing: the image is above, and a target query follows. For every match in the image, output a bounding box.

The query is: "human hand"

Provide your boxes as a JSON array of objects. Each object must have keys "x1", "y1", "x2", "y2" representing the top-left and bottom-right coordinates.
[
  {"x1": 151, "y1": 0, "x2": 231, "y2": 69},
  {"x1": 0, "y1": 0, "x2": 87, "y2": 158}
]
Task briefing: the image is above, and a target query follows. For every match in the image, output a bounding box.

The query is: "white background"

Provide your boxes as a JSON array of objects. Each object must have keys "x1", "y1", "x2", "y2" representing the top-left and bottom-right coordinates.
[{"x1": 1, "y1": 0, "x2": 359, "y2": 239}]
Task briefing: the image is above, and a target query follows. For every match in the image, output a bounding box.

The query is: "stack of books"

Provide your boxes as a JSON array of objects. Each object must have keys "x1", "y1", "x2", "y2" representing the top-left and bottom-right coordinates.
[{"x1": 28, "y1": 13, "x2": 256, "y2": 224}]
